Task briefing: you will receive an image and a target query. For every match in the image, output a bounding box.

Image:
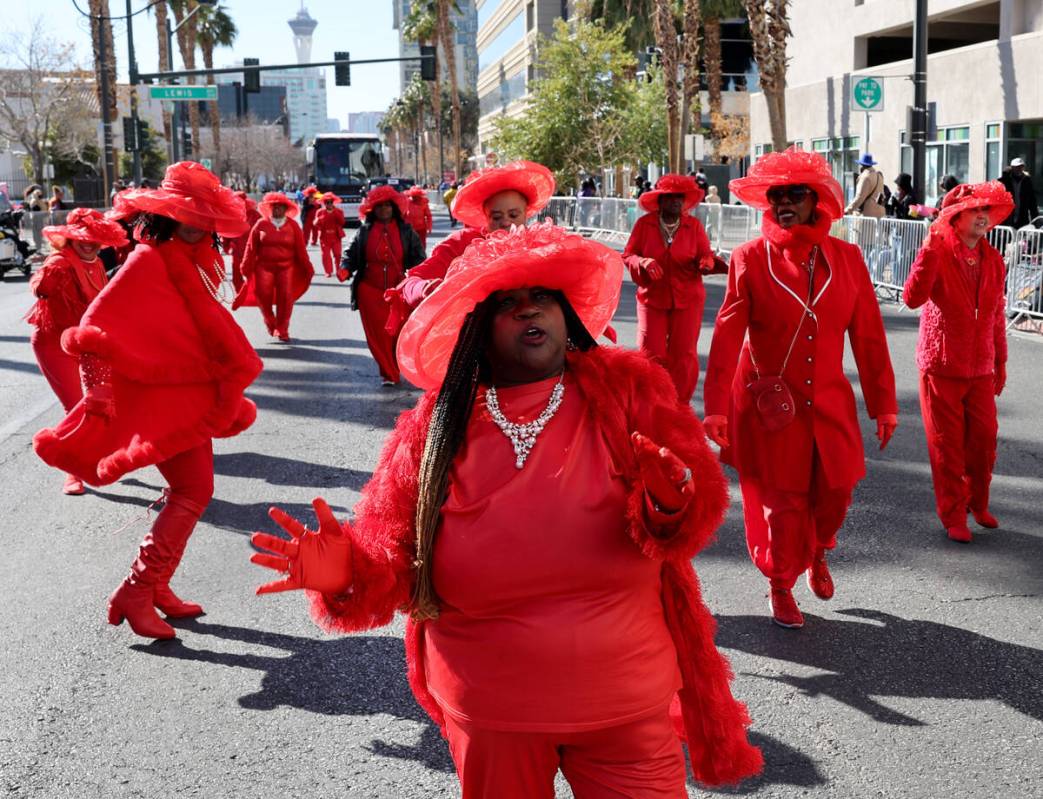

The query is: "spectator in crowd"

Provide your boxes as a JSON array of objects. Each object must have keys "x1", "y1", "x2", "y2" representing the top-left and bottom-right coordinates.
[
  {"x1": 938, "y1": 175, "x2": 960, "y2": 210},
  {"x1": 632, "y1": 174, "x2": 647, "y2": 199},
  {"x1": 999, "y1": 157, "x2": 1039, "y2": 228},
  {"x1": 705, "y1": 185, "x2": 722, "y2": 204},
  {"x1": 694, "y1": 168, "x2": 710, "y2": 193},
  {"x1": 49, "y1": 186, "x2": 67, "y2": 212},
  {"x1": 443, "y1": 181, "x2": 460, "y2": 228},
  {"x1": 844, "y1": 154, "x2": 886, "y2": 218},
  {"x1": 887, "y1": 173, "x2": 918, "y2": 219}
]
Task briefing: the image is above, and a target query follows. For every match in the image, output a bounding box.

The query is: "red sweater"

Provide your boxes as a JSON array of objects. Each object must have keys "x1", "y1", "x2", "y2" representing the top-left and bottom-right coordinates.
[{"x1": 623, "y1": 212, "x2": 712, "y2": 309}]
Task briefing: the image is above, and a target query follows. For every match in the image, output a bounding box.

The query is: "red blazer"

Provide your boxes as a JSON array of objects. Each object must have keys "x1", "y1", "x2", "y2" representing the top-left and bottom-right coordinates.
[
  {"x1": 314, "y1": 207, "x2": 346, "y2": 240},
  {"x1": 704, "y1": 235, "x2": 898, "y2": 492},
  {"x1": 397, "y1": 226, "x2": 485, "y2": 307},
  {"x1": 902, "y1": 234, "x2": 1007, "y2": 379},
  {"x1": 303, "y1": 347, "x2": 761, "y2": 787},
  {"x1": 405, "y1": 198, "x2": 433, "y2": 238},
  {"x1": 623, "y1": 212, "x2": 712, "y2": 309}
]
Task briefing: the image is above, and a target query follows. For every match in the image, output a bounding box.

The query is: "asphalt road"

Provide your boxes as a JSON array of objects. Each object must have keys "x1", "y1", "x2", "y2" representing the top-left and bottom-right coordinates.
[{"x1": 0, "y1": 214, "x2": 1040, "y2": 799}]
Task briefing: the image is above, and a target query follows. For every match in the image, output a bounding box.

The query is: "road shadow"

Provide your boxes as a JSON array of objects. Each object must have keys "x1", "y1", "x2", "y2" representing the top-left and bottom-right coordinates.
[
  {"x1": 716, "y1": 609, "x2": 1043, "y2": 726},
  {"x1": 212, "y1": 451, "x2": 371, "y2": 491},
  {"x1": 698, "y1": 731, "x2": 825, "y2": 795},
  {"x1": 131, "y1": 620, "x2": 454, "y2": 774}
]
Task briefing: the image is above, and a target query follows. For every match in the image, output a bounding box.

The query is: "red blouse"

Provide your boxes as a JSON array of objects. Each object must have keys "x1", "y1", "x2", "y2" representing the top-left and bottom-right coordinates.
[
  {"x1": 362, "y1": 220, "x2": 405, "y2": 289},
  {"x1": 622, "y1": 212, "x2": 713, "y2": 309}
]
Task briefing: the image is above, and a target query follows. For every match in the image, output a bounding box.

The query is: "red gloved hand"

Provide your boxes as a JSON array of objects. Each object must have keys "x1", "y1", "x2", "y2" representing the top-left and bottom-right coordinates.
[
  {"x1": 703, "y1": 414, "x2": 729, "y2": 449},
  {"x1": 251, "y1": 497, "x2": 353, "y2": 595},
  {"x1": 421, "y1": 278, "x2": 443, "y2": 299},
  {"x1": 876, "y1": 413, "x2": 898, "y2": 450},
  {"x1": 994, "y1": 362, "x2": 1006, "y2": 396},
  {"x1": 641, "y1": 258, "x2": 664, "y2": 281},
  {"x1": 697, "y1": 254, "x2": 716, "y2": 273},
  {"x1": 336, "y1": 268, "x2": 349, "y2": 283},
  {"x1": 632, "y1": 432, "x2": 693, "y2": 514}
]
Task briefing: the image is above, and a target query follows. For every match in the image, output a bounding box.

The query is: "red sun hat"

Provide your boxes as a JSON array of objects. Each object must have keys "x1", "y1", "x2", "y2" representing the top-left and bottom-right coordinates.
[
  {"x1": 406, "y1": 186, "x2": 428, "y2": 200},
  {"x1": 360, "y1": 185, "x2": 409, "y2": 221},
  {"x1": 320, "y1": 192, "x2": 341, "y2": 204},
  {"x1": 108, "y1": 161, "x2": 248, "y2": 237},
  {"x1": 936, "y1": 181, "x2": 1014, "y2": 230},
  {"x1": 638, "y1": 173, "x2": 705, "y2": 213},
  {"x1": 450, "y1": 160, "x2": 556, "y2": 229},
  {"x1": 397, "y1": 221, "x2": 622, "y2": 390},
  {"x1": 44, "y1": 207, "x2": 129, "y2": 250},
  {"x1": 730, "y1": 147, "x2": 846, "y2": 221},
  {"x1": 302, "y1": 185, "x2": 320, "y2": 197},
  {"x1": 234, "y1": 190, "x2": 258, "y2": 214},
  {"x1": 258, "y1": 192, "x2": 300, "y2": 220}
]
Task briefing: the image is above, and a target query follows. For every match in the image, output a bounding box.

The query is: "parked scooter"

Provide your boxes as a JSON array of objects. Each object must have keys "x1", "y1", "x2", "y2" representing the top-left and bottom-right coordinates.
[{"x1": 0, "y1": 208, "x2": 33, "y2": 280}]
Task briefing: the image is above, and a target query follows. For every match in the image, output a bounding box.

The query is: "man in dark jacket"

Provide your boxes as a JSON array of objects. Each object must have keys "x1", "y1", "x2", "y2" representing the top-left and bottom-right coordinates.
[{"x1": 999, "y1": 158, "x2": 1039, "y2": 228}]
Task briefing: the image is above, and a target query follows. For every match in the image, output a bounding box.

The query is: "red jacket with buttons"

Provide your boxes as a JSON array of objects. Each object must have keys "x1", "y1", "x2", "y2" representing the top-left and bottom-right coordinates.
[
  {"x1": 902, "y1": 231, "x2": 1007, "y2": 379},
  {"x1": 623, "y1": 212, "x2": 712, "y2": 309},
  {"x1": 314, "y1": 206, "x2": 346, "y2": 241},
  {"x1": 704, "y1": 235, "x2": 898, "y2": 492}
]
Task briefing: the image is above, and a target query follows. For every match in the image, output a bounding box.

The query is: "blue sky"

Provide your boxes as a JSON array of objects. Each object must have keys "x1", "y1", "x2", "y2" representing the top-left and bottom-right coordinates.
[{"x1": 15, "y1": 1, "x2": 401, "y2": 123}]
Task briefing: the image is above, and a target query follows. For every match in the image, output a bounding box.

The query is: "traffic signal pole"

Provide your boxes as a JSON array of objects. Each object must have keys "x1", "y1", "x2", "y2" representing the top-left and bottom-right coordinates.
[
  {"x1": 911, "y1": 0, "x2": 928, "y2": 199},
  {"x1": 126, "y1": 0, "x2": 143, "y2": 184}
]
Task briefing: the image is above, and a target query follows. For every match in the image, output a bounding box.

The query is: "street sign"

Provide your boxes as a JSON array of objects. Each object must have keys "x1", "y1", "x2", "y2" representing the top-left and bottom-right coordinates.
[
  {"x1": 852, "y1": 77, "x2": 884, "y2": 112},
  {"x1": 148, "y1": 85, "x2": 218, "y2": 101},
  {"x1": 200, "y1": 158, "x2": 213, "y2": 171}
]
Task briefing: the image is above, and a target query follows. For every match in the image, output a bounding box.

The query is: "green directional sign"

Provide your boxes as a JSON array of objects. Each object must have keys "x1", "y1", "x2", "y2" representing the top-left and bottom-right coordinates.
[
  {"x1": 149, "y1": 85, "x2": 218, "y2": 101},
  {"x1": 852, "y1": 77, "x2": 884, "y2": 112}
]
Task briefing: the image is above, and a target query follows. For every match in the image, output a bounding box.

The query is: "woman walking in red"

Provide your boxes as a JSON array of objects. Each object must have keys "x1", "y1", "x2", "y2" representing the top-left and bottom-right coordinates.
[
  {"x1": 222, "y1": 190, "x2": 261, "y2": 292},
  {"x1": 338, "y1": 186, "x2": 424, "y2": 385},
  {"x1": 234, "y1": 192, "x2": 313, "y2": 342},
  {"x1": 404, "y1": 186, "x2": 434, "y2": 250},
  {"x1": 300, "y1": 184, "x2": 320, "y2": 246},
  {"x1": 34, "y1": 162, "x2": 262, "y2": 640},
  {"x1": 903, "y1": 182, "x2": 1013, "y2": 543},
  {"x1": 252, "y1": 223, "x2": 761, "y2": 796},
  {"x1": 703, "y1": 149, "x2": 899, "y2": 629},
  {"x1": 623, "y1": 174, "x2": 716, "y2": 403},
  {"x1": 314, "y1": 192, "x2": 346, "y2": 277},
  {"x1": 26, "y1": 208, "x2": 127, "y2": 495}
]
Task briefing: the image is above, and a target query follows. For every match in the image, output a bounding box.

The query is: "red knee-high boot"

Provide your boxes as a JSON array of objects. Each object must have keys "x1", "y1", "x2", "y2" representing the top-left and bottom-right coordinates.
[{"x1": 152, "y1": 494, "x2": 208, "y2": 618}]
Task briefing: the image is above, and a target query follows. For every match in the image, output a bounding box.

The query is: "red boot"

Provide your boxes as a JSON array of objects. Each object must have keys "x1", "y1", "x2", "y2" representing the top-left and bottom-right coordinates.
[
  {"x1": 63, "y1": 474, "x2": 85, "y2": 495},
  {"x1": 806, "y1": 549, "x2": 834, "y2": 600},
  {"x1": 769, "y1": 586, "x2": 804, "y2": 629},
  {"x1": 151, "y1": 494, "x2": 208, "y2": 618},
  {"x1": 108, "y1": 579, "x2": 175, "y2": 639},
  {"x1": 154, "y1": 584, "x2": 204, "y2": 618},
  {"x1": 971, "y1": 508, "x2": 999, "y2": 529},
  {"x1": 947, "y1": 524, "x2": 973, "y2": 543}
]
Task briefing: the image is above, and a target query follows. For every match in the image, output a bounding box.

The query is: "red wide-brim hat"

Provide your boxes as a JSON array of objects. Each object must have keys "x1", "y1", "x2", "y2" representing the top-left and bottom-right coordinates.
[
  {"x1": 936, "y1": 181, "x2": 1014, "y2": 230},
  {"x1": 730, "y1": 147, "x2": 846, "y2": 221},
  {"x1": 360, "y1": 185, "x2": 409, "y2": 221},
  {"x1": 397, "y1": 222, "x2": 622, "y2": 390},
  {"x1": 108, "y1": 161, "x2": 248, "y2": 237},
  {"x1": 44, "y1": 207, "x2": 128, "y2": 250},
  {"x1": 406, "y1": 186, "x2": 428, "y2": 200},
  {"x1": 258, "y1": 192, "x2": 300, "y2": 220},
  {"x1": 450, "y1": 160, "x2": 556, "y2": 229},
  {"x1": 234, "y1": 191, "x2": 258, "y2": 214},
  {"x1": 638, "y1": 173, "x2": 705, "y2": 213},
  {"x1": 319, "y1": 192, "x2": 341, "y2": 204},
  {"x1": 302, "y1": 185, "x2": 320, "y2": 197}
]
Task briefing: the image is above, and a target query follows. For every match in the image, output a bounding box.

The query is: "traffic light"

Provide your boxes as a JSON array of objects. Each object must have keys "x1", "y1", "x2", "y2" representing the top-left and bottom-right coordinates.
[
  {"x1": 122, "y1": 116, "x2": 139, "y2": 152},
  {"x1": 420, "y1": 45, "x2": 436, "y2": 81},
  {"x1": 182, "y1": 130, "x2": 193, "y2": 158},
  {"x1": 137, "y1": 119, "x2": 150, "y2": 149},
  {"x1": 334, "y1": 51, "x2": 350, "y2": 87},
  {"x1": 244, "y1": 58, "x2": 261, "y2": 93}
]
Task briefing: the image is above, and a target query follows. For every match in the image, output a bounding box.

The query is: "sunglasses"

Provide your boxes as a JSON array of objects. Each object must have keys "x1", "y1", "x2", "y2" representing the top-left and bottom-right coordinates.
[{"x1": 766, "y1": 185, "x2": 816, "y2": 205}]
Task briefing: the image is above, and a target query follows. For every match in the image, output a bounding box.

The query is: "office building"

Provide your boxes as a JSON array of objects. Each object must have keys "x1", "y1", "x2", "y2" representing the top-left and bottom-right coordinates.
[
  {"x1": 393, "y1": 0, "x2": 479, "y2": 93},
  {"x1": 347, "y1": 112, "x2": 387, "y2": 135}
]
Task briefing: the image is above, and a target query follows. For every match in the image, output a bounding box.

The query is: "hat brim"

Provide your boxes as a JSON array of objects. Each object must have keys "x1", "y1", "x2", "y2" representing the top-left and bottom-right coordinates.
[
  {"x1": 397, "y1": 233, "x2": 622, "y2": 390},
  {"x1": 112, "y1": 187, "x2": 248, "y2": 237},
  {"x1": 937, "y1": 197, "x2": 1014, "y2": 230},
  {"x1": 729, "y1": 175, "x2": 845, "y2": 221},
  {"x1": 638, "y1": 186, "x2": 705, "y2": 213},
  {"x1": 451, "y1": 162, "x2": 556, "y2": 229}
]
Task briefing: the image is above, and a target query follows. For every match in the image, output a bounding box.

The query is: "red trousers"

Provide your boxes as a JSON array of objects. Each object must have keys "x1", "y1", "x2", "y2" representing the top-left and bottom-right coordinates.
[
  {"x1": 255, "y1": 265, "x2": 296, "y2": 336},
  {"x1": 319, "y1": 234, "x2": 342, "y2": 277},
  {"x1": 919, "y1": 372, "x2": 997, "y2": 527},
  {"x1": 230, "y1": 250, "x2": 246, "y2": 292},
  {"x1": 636, "y1": 301, "x2": 703, "y2": 403},
  {"x1": 445, "y1": 709, "x2": 686, "y2": 799},
  {"x1": 303, "y1": 215, "x2": 316, "y2": 245},
  {"x1": 357, "y1": 281, "x2": 400, "y2": 383},
  {"x1": 31, "y1": 329, "x2": 82, "y2": 411},
  {"x1": 740, "y1": 449, "x2": 853, "y2": 589}
]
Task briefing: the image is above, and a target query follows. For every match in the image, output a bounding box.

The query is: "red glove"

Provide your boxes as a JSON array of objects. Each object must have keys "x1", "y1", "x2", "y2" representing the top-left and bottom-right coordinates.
[
  {"x1": 81, "y1": 354, "x2": 115, "y2": 420},
  {"x1": 703, "y1": 414, "x2": 729, "y2": 449},
  {"x1": 697, "y1": 254, "x2": 716, "y2": 273},
  {"x1": 632, "y1": 432, "x2": 693, "y2": 514},
  {"x1": 641, "y1": 258, "x2": 664, "y2": 281},
  {"x1": 421, "y1": 277, "x2": 443, "y2": 298},
  {"x1": 876, "y1": 413, "x2": 898, "y2": 450},
  {"x1": 250, "y1": 498, "x2": 353, "y2": 595},
  {"x1": 336, "y1": 268, "x2": 349, "y2": 283},
  {"x1": 994, "y1": 362, "x2": 1006, "y2": 396}
]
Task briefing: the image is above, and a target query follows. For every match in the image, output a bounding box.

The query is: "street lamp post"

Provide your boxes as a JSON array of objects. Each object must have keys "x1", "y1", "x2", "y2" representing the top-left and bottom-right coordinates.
[{"x1": 911, "y1": 0, "x2": 928, "y2": 200}]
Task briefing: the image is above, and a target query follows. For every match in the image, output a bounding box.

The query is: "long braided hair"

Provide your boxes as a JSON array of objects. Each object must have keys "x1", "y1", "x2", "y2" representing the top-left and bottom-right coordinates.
[{"x1": 409, "y1": 290, "x2": 598, "y2": 620}]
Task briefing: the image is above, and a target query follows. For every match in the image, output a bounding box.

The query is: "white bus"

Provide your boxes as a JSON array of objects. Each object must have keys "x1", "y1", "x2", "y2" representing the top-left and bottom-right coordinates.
[{"x1": 307, "y1": 133, "x2": 386, "y2": 222}]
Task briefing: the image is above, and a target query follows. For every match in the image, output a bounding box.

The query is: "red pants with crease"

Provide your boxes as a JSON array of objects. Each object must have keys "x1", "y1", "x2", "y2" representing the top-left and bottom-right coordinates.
[
  {"x1": 636, "y1": 301, "x2": 703, "y2": 403},
  {"x1": 31, "y1": 329, "x2": 83, "y2": 411},
  {"x1": 740, "y1": 449, "x2": 853, "y2": 589},
  {"x1": 357, "y1": 281, "x2": 399, "y2": 382},
  {"x1": 919, "y1": 372, "x2": 997, "y2": 527},
  {"x1": 254, "y1": 264, "x2": 296, "y2": 335},
  {"x1": 444, "y1": 708, "x2": 687, "y2": 799},
  {"x1": 319, "y1": 235, "x2": 342, "y2": 277}
]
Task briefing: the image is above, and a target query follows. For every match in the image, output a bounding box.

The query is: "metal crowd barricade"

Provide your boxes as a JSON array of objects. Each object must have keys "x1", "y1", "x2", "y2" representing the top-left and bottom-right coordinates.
[
  {"x1": 1006, "y1": 227, "x2": 1043, "y2": 325},
  {"x1": 868, "y1": 217, "x2": 928, "y2": 299}
]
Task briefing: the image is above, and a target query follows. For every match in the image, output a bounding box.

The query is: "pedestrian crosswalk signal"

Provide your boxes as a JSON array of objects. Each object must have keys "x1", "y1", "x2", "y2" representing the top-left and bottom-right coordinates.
[
  {"x1": 122, "y1": 116, "x2": 139, "y2": 152},
  {"x1": 420, "y1": 45, "x2": 436, "y2": 81},
  {"x1": 244, "y1": 58, "x2": 261, "y2": 93},
  {"x1": 334, "y1": 52, "x2": 351, "y2": 87}
]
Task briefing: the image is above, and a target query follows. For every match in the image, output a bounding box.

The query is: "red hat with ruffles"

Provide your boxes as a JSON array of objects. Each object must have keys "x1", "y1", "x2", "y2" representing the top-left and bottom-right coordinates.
[
  {"x1": 108, "y1": 161, "x2": 248, "y2": 237},
  {"x1": 730, "y1": 147, "x2": 846, "y2": 221},
  {"x1": 320, "y1": 192, "x2": 340, "y2": 204},
  {"x1": 234, "y1": 190, "x2": 258, "y2": 214},
  {"x1": 450, "y1": 160, "x2": 555, "y2": 229},
  {"x1": 936, "y1": 181, "x2": 1014, "y2": 230},
  {"x1": 397, "y1": 222, "x2": 622, "y2": 390},
  {"x1": 405, "y1": 186, "x2": 429, "y2": 201},
  {"x1": 302, "y1": 185, "x2": 320, "y2": 197},
  {"x1": 359, "y1": 185, "x2": 408, "y2": 221},
  {"x1": 44, "y1": 207, "x2": 128, "y2": 250},
  {"x1": 638, "y1": 173, "x2": 705, "y2": 213},
  {"x1": 257, "y1": 192, "x2": 300, "y2": 220}
]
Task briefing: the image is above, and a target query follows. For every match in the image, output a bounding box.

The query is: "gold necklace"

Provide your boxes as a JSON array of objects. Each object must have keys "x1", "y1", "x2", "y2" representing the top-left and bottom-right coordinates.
[{"x1": 660, "y1": 217, "x2": 681, "y2": 245}]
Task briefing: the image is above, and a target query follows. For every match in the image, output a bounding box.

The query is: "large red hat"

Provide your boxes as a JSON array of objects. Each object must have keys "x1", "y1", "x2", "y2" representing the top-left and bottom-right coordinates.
[
  {"x1": 257, "y1": 192, "x2": 300, "y2": 220},
  {"x1": 730, "y1": 147, "x2": 845, "y2": 221},
  {"x1": 302, "y1": 185, "x2": 320, "y2": 197},
  {"x1": 450, "y1": 160, "x2": 556, "y2": 229},
  {"x1": 638, "y1": 173, "x2": 705, "y2": 213},
  {"x1": 936, "y1": 181, "x2": 1014, "y2": 230},
  {"x1": 397, "y1": 222, "x2": 622, "y2": 390},
  {"x1": 406, "y1": 186, "x2": 429, "y2": 201},
  {"x1": 319, "y1": 192, "x2": 340, "y2": 204},
  {"x1": 359, "y1": 185, "x2": 409, "y2": 221},
  {"x1": 44, "y1": 207, "x2": 128, "y2": 250},
  {"x1": 108, "y1": 161, "x2": 248, "y2": 236},
  {"x1": 234, "y1": 190, "x2": 258, "y2": 214}
]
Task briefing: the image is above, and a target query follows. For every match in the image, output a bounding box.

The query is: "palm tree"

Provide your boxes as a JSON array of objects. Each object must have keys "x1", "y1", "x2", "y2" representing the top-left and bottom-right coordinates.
[
  {"x1": 196, "y1": 4, "x2": 237, "y2": 154},
  {"x1": 701, "y1": 0, "x2": 743, "y2": 159},
  {"x1": 169, "y1": 0, "x2": 202, "y2": 156},
  {"x1": 586, "y1": 0, "x2": 656, "y2": 52},
  {"x1": 436, "y1": 0, "x2": 463, "y2": 178},
  {"x1": 403, "y1": 0, "x2": 442, "y2": 180},
  {"x1": 652, "y1": 0, "x2": 680, "y2": 171},
  {"x1": 680, "y1": 0, "x2": 702, "y2": 171},
  {"x1": 87, "y1": 0, "x2": 120, "y2": 179},
  {"x1": 744, "y1": 0, "x2": 790, "y2": 152},
  {"x1": 150, "y1": 0, "x2": 173, "y2": 154}
]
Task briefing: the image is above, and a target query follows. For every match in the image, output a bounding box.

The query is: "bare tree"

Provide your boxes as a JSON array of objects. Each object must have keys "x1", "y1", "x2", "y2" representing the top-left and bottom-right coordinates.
[
  {"x1": 745, "y1": 0, "x2": 790, "y2": 152},
  {"x1": 218, "y1": 118, "x2": 305, "y2": 189}
]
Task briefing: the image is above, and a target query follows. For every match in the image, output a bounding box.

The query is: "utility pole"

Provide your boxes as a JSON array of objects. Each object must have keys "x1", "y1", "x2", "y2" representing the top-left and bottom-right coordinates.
[
  {"x1": 125, "y1": 0, "x2": 143, "y2": 184},
  {"x1": 911, "y1": 0, "x2": 928, "y2": 198},
  {"x1": 97, "y1": 18, "x2": 116, "y2": 200},
  {"x1": 166, "y1": 19, "x2": 179, "y2": 163}
]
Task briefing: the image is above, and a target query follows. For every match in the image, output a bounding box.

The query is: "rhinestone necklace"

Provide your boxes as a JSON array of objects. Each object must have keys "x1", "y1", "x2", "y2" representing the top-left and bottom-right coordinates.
[
  {"x1": 197, "y1": 263, "x2": 233, "y2": 306},
  {"x1": 485, "y1": 373, "x2": 566, "y2": 469}
]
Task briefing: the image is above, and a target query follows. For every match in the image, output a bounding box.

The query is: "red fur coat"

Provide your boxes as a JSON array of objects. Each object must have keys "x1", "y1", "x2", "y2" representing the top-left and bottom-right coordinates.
[{"x1": 306, "y1": 346, "x2": 762, "y2": 786}]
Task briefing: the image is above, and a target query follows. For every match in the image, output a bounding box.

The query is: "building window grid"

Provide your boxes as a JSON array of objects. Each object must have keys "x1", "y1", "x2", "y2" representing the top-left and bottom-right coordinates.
[
  {"x1": 811, "y1": 137, "x2": 861, "y2": 201},
  {"x1": 899, "y1": 124, "x2": 971, "y2": 205},
  {"x1": 985, "y1": 122, "x2": 1004, "y2": 183}
]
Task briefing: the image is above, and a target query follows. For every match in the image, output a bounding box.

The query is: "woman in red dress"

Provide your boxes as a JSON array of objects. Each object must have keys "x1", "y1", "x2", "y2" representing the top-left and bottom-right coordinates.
[
  {"x1": 252, "y1": 223, "x2": 761, "y2": 796},
  {"x1": 300, "y1": 184, "x2": 320, "y2": 246},
  {"x1": 338, "y1": 186, "x2": 424, "y2": 385},
  {"x1": 235, "y1": 192, "x2": 314, "y2": 342},
  {"x1": 903, "y1": 182, "x2": 1013, "y2": 543},
  {"x1": 314, "y1": 192, "x2": 346, "y2": 277},
  {"x1": 623, "y1": 174, "x2": 716, "y2": 403},
  {"x1": 222, "y1": 191, "x2": 261, "y2": 292},
  {"x1": 34, "y1": 162, "x2": 262, "y2": 640},
  {"x1": 703, "y1": 148, "x2": 899, "y2": 629},
  {"x1": 26, "y1": 208, "x2": 127, "y2": 495},
  {"x1": 404, "y1": 185, "x2": 434, "y2": 250}
]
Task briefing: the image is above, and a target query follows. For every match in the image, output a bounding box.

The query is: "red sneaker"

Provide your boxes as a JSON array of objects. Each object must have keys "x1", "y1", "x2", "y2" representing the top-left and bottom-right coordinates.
[
  {"x1": 806, "y1": 550, "x2": 834, "y2": 600},
  {"x1": 769, "y1": 588, "x2": 804, "y2": 629},
  {"x1": 62, "y1": 475, "x2": 85, "y2": 495},
  {"x1": 947, "y1": 524, "x2": 973, "y2": 543},
  {"x1": 971, "y1": 509, "x2": 999, "y2": 529}
]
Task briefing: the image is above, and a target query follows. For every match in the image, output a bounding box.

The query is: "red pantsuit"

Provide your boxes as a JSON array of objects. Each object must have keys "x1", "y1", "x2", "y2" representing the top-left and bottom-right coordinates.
[
  {"x1": 623, "y1": 212, "x2": 712, "y2": 403},
  {"x1": 222, "y1": 207, "x2": 261, "y2": 292},
  {"x1": 358, "y1": 222, "x2": 406, "y2": 382},
  {"x1": 405, "y1": 196, "x2": 433, "y2": 251},
  {"x1": 237, "y1": 218, "x2": 314, "y2": 338},
  {"x1": 314, "y1": 206, "x2": 346, "y2": 277},
  {"x1": 302, "y1": 202, "x2": 318, "y2": 245}
]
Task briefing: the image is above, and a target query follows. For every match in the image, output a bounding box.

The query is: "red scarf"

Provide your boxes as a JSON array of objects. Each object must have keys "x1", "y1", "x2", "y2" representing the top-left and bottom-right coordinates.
[{"x1": 761, "y1": 211, "x2": 833, "y2": 263}]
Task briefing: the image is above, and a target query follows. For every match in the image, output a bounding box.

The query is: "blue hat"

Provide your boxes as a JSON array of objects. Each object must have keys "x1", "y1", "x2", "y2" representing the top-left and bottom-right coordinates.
[{"x1": 858, "y1": 153, "x2": 878, "y2": 167}]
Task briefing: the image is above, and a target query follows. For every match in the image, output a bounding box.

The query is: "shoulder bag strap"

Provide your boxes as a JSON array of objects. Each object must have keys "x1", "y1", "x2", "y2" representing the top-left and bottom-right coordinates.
[{"x1": 751, "y1": 245, "x2": 818, "y2": 379}]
